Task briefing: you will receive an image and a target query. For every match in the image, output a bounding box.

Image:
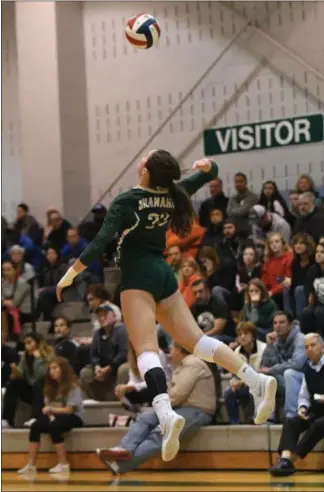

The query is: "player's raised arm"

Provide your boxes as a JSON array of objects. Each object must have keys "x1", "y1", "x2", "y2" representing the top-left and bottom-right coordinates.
[
  {"x1": 56, "y1": 198, "x2": 125, "y2": 301},
  {"x1": 179, "y1": 158, "x2": 218, "y2": 197}
]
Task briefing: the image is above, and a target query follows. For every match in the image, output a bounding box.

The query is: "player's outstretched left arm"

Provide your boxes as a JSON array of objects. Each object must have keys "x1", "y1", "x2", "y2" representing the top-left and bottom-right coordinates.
[
  {"x1": 179, "y1": 158, "x2": 218, "y2": 197},
  {"x1": 56, "y1": 198, "x2": 125, "y2": 301}
]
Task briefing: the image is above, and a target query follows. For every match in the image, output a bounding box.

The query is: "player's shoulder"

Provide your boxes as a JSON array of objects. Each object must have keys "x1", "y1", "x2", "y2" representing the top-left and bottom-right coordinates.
[{"x1": 111, "y1": 190, "x2": 137, "y2": 208}]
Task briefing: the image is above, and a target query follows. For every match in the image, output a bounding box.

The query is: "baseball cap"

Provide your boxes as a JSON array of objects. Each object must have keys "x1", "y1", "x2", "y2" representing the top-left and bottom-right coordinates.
[
  {"x1": 250, "y1": 205, "x2": 266, "y2": 222},
  {"x1": 96, "y1": 303, "x2": 114, "y2": 314}
]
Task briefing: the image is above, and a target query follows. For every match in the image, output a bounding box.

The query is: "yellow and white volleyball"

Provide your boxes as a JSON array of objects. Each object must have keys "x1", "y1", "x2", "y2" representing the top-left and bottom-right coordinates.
[{"x1": 125, "y1": 13, "x2": 161, "y2": 49}]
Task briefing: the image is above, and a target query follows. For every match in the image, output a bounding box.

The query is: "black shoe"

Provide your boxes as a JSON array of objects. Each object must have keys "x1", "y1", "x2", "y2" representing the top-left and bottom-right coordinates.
[{"x1": 269, "y1": 457, "x2": 296, "y2": 477}]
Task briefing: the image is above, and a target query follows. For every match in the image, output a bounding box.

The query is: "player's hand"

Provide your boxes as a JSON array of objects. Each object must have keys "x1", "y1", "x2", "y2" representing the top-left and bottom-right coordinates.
[
  {"x1": 192, "y1": 158, "x2": 212, "y2": 173},
  {"x1": 298, "y1": 406, "x2": 309, "y2": 420}
]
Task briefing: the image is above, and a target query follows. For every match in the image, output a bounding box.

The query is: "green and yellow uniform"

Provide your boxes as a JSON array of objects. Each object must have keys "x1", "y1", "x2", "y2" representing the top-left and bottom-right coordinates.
[{"x1": 80, "y1": 162, "x2": 218, "y2": 301}]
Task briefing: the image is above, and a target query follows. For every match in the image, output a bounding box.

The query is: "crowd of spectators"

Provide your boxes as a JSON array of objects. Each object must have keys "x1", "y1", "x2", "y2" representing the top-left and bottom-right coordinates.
[{"x1": 2, "y1": 171, "x2": 324, "y2": 475}]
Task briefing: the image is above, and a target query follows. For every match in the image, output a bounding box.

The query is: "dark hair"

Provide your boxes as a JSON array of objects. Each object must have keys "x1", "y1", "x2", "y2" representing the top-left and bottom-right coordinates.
[
  {"x1": 86, "y1": 284, "x2": 111, "y2": 301},
  {"x1": 291, "y1": 233, "x2": 316, "y2": 258},
  {"x1": 296, "y1": 174, "x2": 316, "y2": 193},
  {"x1": 17, "y1": 203, "x2": 29, "y2": 212},
  {"x1": 198, "y1": 246, "x2": 221, "y2": 273},
  {"x1": 54, "y1": 316, "x2": 72, "y2": 329},
  {"x1": 45, "y1": 357, "x2": 78, "y2": 401},
  {"x1": 245, "y1": 278, "x2": 270, "y2": 304},
  {"x1": 289, "y1": 189, "x2": 299, "y2": 196},
  {"x1": 273, "y1": 310, "x2": 293, "y2": 324},
  {"x1": 259, "y1": 180, "x2": 290, "y2": 216},
  {"x1": 235, "y1": 173, "x2": 247, "y2": 182},
  {"x1": 145, "y1": 150, "x2": 195, "y2": 237},
  {"x1": 192, "y1": 278, "x2": 209, "y2": 289}
]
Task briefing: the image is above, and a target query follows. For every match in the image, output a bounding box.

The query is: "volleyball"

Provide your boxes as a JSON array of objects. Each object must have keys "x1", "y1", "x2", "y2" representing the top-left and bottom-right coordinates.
[{"x1": 125, "y1": 13, "x2": 161, "y2": 49}]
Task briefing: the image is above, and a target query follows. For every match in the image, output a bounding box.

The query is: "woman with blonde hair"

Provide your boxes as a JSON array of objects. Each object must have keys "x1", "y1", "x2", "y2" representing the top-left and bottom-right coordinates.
[
  {"x1": 262, "y1": 233, "x2": 293, "y2": 310},
  {"x1": 179, "y1": 257, "x2": 202, "y2": 307}
]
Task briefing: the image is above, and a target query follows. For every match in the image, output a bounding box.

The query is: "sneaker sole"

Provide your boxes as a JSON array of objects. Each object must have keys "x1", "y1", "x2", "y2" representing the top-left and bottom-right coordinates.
[
  {"x1": 254, "y1": 376, "x2": 277, "y2": 425},
  {"x1": 96, "y1": 449, "x2": 119, "y2": 475},
  {"x1": 162, "y1": 415, "x2": 185, "y2": 462}
]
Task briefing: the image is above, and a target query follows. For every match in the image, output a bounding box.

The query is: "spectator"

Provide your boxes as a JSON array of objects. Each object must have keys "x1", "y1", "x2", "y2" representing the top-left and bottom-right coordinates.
[
  {"x1": 46, "y1": 211, "x2": 71, "y2": 251},
  {"x1": 191, "y1": 279, "x2": 236, "y2": 343},
  {"x1": 269, "y1": 333, "x2": 324, "y2": 477},
  {"x1": 53, "y1": 317, "x2": 79, "y2": 372},
  {"x1": 178, "y1": 257, "x2": 202, "y2": 308},
  {"x1": 287, "y1": 190, "x2": 300, "y2": 229},
  {"x1": 34, "y1": 247, "x2": 68, "y2": 322},
  {"x1": 44, "y1": 207, "x2": 59, "y2": 240},
  {"x1": 12, "y1": 203, "x2": 43, "y2": 246},
  {"x1": 2, "y1": 332, "x2": 54, "y2": 428},
  {"x1": 217, "y1": 219, "x2": 251, "y2": 267},
  {"x1": 96, "y1": 343, "x2": 217, "y2": 474},
  {"x1": 242, "y1": 279, "x2": 278, "y2": 341},
  {"x1": 18, "y1": 357, "x2": 83, "y2": 475},
  {"x1": 225, "y1": 322, "x2": 266, "y2": 424},
  {"x1": 2, "y1": 261, "x2": 33, "y2": 337},
  {"x1": 201, "y1": 207, "x2": 225, "y2": 248},
  {"x1": 199, "y1": 178, "x2": 228, "y2": 227},
  {"x1": 236, "y1": 246, "x2": 262, "y2": 295},
  {"x1": 260, "y1": 311, "x2": 307, "y2": 419},
  {"x1": 9, "y1": 245, "x2": 35, "y2": 282},
  {"x1": 300, "y1": 243, "x2": 324, "y2": 337},
  {"x1": 165, "y1": 219, "x2": 205, "y2": 261},
  {"x1": 290, "y1": 234, "x2": 315, "y2": 318},
  {"x1": 226, "y1": 173, "x2": 258, "y2": 236},
  {"x1": 261, "y1": 233, "x2": 293, "y2": 310},
  {"x1": 61, "y1": 227, "x2": 102, "y2": 284},
  {"x1": 296, "y1": 174, "x2": 322, "y2": 206},
  {"x1": 2, "y1": 215, "x2": 11, "y2": 256},
  {"x1": 1, "y1": 330, "x2": 19, "y2": 388},
  {"x1": 258, "y1": 181, "x2": 290, "y2": 219},
  {"x1": 165, "y1": 245, "x2": 183, "y2": 281},
  {"x1": 197, "y1": 246, "x2": 236, "y2": 294},
  {"x1": 250, "y1": 205, "x2": 291, "y2": 244},
  {"x1": 79, "y1": 304, "x2": 127, "y2": 401},
  {"x1": 86, "y1": 284, "x2": 122, "y2": 331},
  {"x1": 17, "y1": 233, "x2": 44, "y2": 270},
  {"x1": 294, "y1": 192, "x2": 324, "y2": 243}
]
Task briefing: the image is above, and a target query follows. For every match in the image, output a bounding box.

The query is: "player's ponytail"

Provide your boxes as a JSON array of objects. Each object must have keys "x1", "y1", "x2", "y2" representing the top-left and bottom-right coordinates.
[{"x1": 146, "y1": 150, "x2": 195, "y2": 237}]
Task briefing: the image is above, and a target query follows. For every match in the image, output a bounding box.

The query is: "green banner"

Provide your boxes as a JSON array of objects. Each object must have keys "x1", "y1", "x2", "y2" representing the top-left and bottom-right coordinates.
[{"x1": 204, "y1": 113, "x2": 324, "y2": 156}]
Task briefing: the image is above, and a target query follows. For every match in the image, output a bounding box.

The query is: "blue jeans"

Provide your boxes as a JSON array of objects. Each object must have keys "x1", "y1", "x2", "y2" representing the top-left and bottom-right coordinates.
[
  {"x1": 275, "y1": 369, "x2": 304, "y2": 418},
  {"x1": 224, "y1": 386, "x2": 252, "y2": 424},
  {"x1": 117, "y1": 407, "x2": 212, "y2": 473},
  {"x1": 293, "y1": 286, "x2": 307, "y2": 319}
]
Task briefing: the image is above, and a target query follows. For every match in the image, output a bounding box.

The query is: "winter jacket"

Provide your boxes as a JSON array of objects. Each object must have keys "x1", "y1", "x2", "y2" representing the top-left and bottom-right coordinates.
[
  {"x1": 261, "y1": 251, "x2": 293, "y2": 295},
  {"x1": 260, "y1": 323, "x2": 307, "y2": 376}
]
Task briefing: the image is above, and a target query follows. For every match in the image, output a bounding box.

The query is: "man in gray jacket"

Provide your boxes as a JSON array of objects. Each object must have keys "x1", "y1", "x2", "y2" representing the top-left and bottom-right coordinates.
[
  {"x1": 260, "y1": 311, "x2": 307, "y2": 418},
  {"x1": 226, "y1": 173, "x2": 258, "y2": 236}
]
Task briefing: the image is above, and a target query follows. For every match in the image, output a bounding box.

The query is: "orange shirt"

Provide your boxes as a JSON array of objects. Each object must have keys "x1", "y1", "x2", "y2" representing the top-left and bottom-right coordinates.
[
  {"x1": 179, "y1": 273, "x2": 202, "y2": 307},
  {"x1": 165, "y1": 221, "x2": 206, "y2": 261}
]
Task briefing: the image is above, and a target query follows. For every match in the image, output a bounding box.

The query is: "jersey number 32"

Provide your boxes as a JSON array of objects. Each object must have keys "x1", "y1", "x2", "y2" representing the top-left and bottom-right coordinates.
[{"x1": 146, "y1": 213, "x2": 170, "y2": 229}]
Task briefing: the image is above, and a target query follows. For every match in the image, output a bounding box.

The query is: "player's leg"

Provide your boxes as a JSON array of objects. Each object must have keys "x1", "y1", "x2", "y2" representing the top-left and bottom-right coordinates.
[
  {"x1": 120, "y1": 289, "x2": 184, "y2": 461},
  {"x1": 156, "y1": 290, "x2": 277, "y2": 424}
]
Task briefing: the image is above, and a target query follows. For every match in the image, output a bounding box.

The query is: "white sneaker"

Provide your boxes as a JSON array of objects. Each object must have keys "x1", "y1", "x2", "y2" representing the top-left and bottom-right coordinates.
[
  {"x1": 160, "y1": 413, "x2": 185, "y2": 462},
  {"x1": 251, "y1": 374, "x2": 278, "y2": 425},
  {"x1": 23, "y1": 418, "x2": 37, "y2": 428},
  {"x1": 17, "y1": 463, "x2": 37, "y2": 474},
  {"x1": 2, "y1": 419, "x2": 10, "y2": 429},
  {"x1": 49, "y1": 463, "x2": 70, "y2": 473}
]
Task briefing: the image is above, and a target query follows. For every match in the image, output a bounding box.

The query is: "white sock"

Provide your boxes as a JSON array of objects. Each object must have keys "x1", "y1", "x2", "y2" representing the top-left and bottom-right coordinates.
[
  {"x1": 152, "y1": 393, "x2": 173, "y2": 423},
  {"x1": 237, "y1": 363, "x2": 259, "y2": 391},
  {"x1": 193, "y1": 335, "x2": 222, "y2": 362},
  {"x1": 137, "y1": 351, "x2": 162, "y2": 379}
]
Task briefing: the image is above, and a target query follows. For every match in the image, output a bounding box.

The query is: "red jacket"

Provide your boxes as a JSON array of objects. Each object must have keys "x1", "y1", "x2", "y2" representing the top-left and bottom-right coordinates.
[{"x1": 262, "y1": 251, "x2": 293, "y2": 295}]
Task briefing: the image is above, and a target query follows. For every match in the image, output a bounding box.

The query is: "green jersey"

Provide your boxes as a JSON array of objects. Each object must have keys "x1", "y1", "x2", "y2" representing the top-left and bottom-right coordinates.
[{"x1": 80, "y1": 162, "x2": 218, "y2": 267}]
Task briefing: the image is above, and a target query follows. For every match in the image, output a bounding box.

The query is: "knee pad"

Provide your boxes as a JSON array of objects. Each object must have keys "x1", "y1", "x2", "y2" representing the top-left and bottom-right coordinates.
[
  {"x1": 137, "y1": 351, "x2": 162, "y2": 380},
  {"x1": 193, "y1": 335, "x2": 222, "y2": 363}
]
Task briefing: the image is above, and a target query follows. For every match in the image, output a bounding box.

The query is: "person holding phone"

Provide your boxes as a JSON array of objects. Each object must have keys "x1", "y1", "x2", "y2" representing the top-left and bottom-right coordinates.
[{"x1": 269, "y1": 333, "x2": 324, "y2": 476}]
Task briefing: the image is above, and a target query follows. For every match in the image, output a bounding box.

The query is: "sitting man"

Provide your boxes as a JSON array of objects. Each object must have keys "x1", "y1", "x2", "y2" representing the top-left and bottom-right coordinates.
[
  {"x1": 269, "y1": 333, "x2": 324, "y2": 476},
  {"x1": 96, "y1": 343, "x2": 217, "y2": 474},
  {"x1": 79, "y1": 304, "x2": 127, "y2": 401},
  {"x1": 191, "y1": 279, "x2": 236, "y2": 344},
  {"x1": 260, "y1": 311, "x2": 307, "y2": 419}
]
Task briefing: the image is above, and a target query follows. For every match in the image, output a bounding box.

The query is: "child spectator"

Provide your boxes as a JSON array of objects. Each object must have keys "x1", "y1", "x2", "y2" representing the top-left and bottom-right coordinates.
[
  {"x1": 2, "y1": 333, "x2": 54, "y2": 428},
  {"x1": 17, "y1": 357, "x2": 83, "y2": 475},
  {"x1": 225, "y1": 322, "x2": 266, "y2": 424},
  {"x1": 242, "y1": 279, "x2": 278, "y2": 341},
  {"x1": 261, "y1": 233, "x2": 293, "y2": 311},
  {"x1": 179, "y1": 257, "x2": 202, "y2": 308},
  {"x1": 259, "y1": 181, "x2": 290, "y2": 219},
  {"x1": 198, "y1": 178, "x2": 228, "y2": 227},
  {"x1": 290, "y1": 234, "x2": 315, "y2": 318}
]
